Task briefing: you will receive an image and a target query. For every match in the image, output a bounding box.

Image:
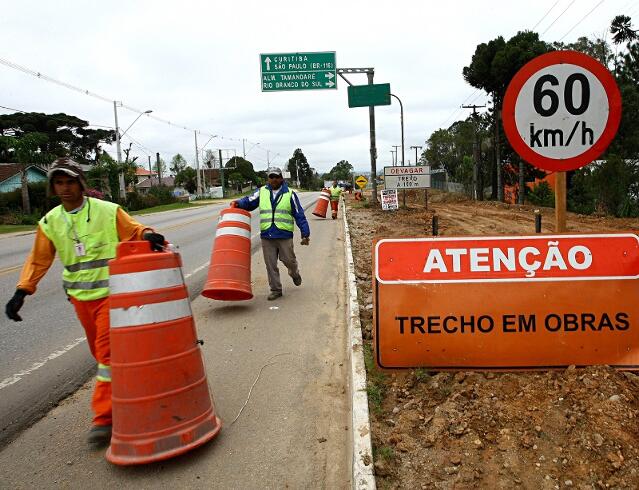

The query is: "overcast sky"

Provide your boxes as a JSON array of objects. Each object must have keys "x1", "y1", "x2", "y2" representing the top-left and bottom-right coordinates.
[{"x1": 1, "y1": 0, "x2": 636, "y2": 173}]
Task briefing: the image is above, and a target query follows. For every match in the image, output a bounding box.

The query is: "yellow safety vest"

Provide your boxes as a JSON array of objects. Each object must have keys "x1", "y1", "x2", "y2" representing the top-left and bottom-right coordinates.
[
  {"x1": 259, "y1": 187, "x2": 294, "y2": 232},
  {"x1": 330, "y1": 186, "x2": 342, "y2": 201},
  {"x1": 39, "y1": 197, "x2": 119, "y2": 301}
]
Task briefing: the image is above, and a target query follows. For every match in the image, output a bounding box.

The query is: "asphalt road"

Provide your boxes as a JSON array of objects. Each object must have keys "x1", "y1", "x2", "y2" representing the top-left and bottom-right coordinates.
[{"x1": 0, "y1": 192, "x2": 319, "y2": 448}]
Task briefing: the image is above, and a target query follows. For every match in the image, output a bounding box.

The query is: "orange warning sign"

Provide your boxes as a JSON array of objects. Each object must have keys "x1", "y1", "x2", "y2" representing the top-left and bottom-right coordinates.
[{"x1": 373, "y1": 234, "x2": 639, "y2": 370}]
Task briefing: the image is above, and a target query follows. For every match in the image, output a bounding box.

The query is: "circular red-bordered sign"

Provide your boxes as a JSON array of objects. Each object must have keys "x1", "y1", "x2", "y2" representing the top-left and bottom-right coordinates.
[{"x1": 502, "y1": 51, "x2": 622, "y2": 172}]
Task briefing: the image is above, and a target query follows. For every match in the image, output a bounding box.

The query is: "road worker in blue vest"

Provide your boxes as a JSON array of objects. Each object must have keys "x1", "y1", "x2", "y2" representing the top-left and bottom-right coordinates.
[
  {"x1": 4, "y1": 157, "x2": 164, "y2": 448},
  {"x1": 329, "y1": 180, "x2": 343, "y2": 219},
  {"x1": 231, "y1": 166, "x2": 310, "y2": 301}
]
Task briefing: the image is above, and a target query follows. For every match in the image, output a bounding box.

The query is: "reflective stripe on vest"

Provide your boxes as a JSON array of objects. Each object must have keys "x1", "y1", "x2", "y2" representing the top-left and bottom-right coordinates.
[
  {"x1": 259, "y1": 187, "x2": 294, "y2": 232},
  {"x1": 39, "y1": 198, "x2": 119, "y2": 301},
  {"x1": 65, "y1": 258, "x2": 111, "y2": 272},
  {"x1": 97, "y1": 363, "x2": 111, "y2": 382}
]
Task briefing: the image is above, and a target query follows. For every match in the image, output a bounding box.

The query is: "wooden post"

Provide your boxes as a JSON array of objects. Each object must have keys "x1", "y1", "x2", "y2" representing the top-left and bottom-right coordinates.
[{"x1": 555, "y1": 171, "x2": 566, "y2": 232}]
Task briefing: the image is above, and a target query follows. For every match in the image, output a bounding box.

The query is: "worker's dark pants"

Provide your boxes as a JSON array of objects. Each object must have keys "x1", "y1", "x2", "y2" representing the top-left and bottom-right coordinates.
[{"x1": 261, "y1": 238, "x2": 300, "y2": 293}]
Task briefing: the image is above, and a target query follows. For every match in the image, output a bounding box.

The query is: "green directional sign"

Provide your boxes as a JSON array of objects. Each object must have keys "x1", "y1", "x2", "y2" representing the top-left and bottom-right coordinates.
[
  {"x1": 260, "y1": 51, "x2": 337, "y2": 92},
  {"x1": 348, "y1": 83, "x2": 391, "y2": 108}
]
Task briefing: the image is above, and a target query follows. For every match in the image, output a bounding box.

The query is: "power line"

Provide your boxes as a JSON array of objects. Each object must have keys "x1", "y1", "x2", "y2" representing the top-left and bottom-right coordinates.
[
  {"x1": 438, "y1": 89, "x2": 481, "y2": 129},
  {"x1": 0, "y1": 55, "x2": 212, "y2": 138},
  {"x1": 541, "y1": 0, "x2": 578, "y2": 35},
  {"x1": 0, "y1": 104, "x2": 26, "y2": 113},
  {"x1": 558, "y1": 0, "x2": 606, "y2": 41},
  {"x1": 0, "y1": 58, "x2": 276, "y2": 158},
  {"x1": 531, "y1": 0, "x2": 562, "y2": 30}
]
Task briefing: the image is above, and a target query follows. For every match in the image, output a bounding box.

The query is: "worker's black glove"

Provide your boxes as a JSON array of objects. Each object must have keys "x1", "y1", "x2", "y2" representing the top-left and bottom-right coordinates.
[
  {"x1": 6, "y1": 289, "x2": 28, "y2": 322},
  {"x1": 143, "y1": 232, "x2": 166, "y2": 252}
]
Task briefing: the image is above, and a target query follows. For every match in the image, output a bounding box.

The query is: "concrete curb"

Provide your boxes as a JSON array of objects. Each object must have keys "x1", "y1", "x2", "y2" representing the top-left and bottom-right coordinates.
[{"x1": 342, "y1": 202, "x2": 376, "y2": 489}]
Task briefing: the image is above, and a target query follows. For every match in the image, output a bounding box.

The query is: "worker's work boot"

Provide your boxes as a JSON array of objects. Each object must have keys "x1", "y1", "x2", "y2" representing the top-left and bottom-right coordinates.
[
  {"x1": 292, "y1": 274, "x2": 302, "y2": 286},
  {"x1": 87, "y1": 425, "x2": 112, "y2": 448},
  {"x1": 267, "y1": 291, "x2": 283, "y2": 301},
  {"x1": 332, "y1": 213, "x2": 337, "y2": 219}
]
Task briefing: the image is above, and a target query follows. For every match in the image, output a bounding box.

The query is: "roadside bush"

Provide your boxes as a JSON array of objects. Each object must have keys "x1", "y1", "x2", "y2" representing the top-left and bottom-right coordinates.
[
  {"x1": 527, "y1": 181, "x2": 554, "y2": 208},
  {"x1": 148, "y1": 185, "x2": 176, "y2": 205},
  {"x1": 0, "y1": 182, "x2": 60, "y2": 217},
  {"x1": 125, "y1": 188, "x2": 176, "y2": 211}
]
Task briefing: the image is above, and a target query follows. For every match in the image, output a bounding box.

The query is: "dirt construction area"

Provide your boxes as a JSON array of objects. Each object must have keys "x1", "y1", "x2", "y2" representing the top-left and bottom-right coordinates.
[{"x1": 345, "y1": 190, "x2": 639, "y2": 489}]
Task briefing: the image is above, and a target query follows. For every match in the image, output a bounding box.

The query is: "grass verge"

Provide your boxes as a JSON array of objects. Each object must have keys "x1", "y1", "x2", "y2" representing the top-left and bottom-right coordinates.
[
  {"x1": 363, "y1": 342, "x2": 387, "y2": 415},
  {"x1": 0, "y1": 224, "x2": 37, "y2": 235},
  {"x1": 130, "y1": 202, "x2": 204, "y2": 215}
]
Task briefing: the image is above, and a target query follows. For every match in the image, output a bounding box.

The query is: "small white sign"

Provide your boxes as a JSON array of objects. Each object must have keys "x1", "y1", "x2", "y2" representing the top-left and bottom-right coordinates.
[
  {"x1": 384, "y1": 166, "x2": 431, "y2": 189},
  {"x1": 282, "y1": 171, "x2": 291, "y2": 179},
  {"x1": 381, "y1": 189, "x2": 399, "y2": 211}
]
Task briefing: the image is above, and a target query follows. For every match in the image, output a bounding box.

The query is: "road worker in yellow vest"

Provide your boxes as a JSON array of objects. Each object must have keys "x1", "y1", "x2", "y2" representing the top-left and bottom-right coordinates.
[
  {"x1": 232, "y1": 166, "x2": 310, "y2": 300},
  {"x1": 329, "y1": 180, "x2": 343, "y2": 219},
  {"x1": 4, "y1": 157, "x2": 164, "y2": 448}
]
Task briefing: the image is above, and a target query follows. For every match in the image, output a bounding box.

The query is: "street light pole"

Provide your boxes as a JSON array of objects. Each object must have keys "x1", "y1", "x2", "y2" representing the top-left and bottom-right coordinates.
[
  {"x1": 390, "y1": 93, "x2": 405, "y2": 207},
  {"x1": 113, "y1": 103, "x2": 152, "y2": 200},
  {"x1": 194, "y1": 130, "x2": 202, "y2": 196},
  {"x1": 390, "y1": 94, "x2": 405, "y2": 167}
]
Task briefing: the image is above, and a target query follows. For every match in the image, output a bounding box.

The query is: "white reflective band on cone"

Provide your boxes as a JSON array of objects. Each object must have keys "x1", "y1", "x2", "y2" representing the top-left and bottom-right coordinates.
[
  {"x1": 110, "y1": 297, "x2": 192, "y2": 328},
  {"x1": 318, "y1": 196, "x2": 330, "y2": 202},
  {"x1": 110, "y1": 267, "x2": 184, "y2": 294},
  {"x1": 220, "y1": 213, "x2": 251, "y2": 225},
  {"x1": 216, "y1": 227, "x2": 251, "y2": 239}
]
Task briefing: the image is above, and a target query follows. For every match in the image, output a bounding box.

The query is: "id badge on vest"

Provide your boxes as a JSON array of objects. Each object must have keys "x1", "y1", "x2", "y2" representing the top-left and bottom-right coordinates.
[{"x1": 74, "y1": 241, "x2": 86, "y2": 257}]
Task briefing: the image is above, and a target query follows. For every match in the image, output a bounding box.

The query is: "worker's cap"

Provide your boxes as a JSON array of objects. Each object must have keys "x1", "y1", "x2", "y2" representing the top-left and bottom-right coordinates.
[
  {"x1": 47, "y1": 157, "x2": 88, "y2": 193},
  {"x1": 266, "y1": 166, "x2": 283, "y2": 178}
]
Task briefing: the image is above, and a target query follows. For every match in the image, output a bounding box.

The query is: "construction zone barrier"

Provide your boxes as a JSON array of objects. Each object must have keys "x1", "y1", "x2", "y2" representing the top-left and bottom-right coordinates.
[
  {"x1": 312, "y1": 189, "x2": 331, "y2": 218},
  {"x1": 106, "y1": 241, "x2": 221, "y2": 465},
  {"x1": 201, "y1": 208, "x2": 253, "y2": 301}
]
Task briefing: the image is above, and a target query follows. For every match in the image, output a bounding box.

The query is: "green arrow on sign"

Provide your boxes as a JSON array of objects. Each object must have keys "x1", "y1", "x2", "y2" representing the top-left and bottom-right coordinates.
[{"x1": 260, "y1": 52, "x2": 337, "y2": 92}]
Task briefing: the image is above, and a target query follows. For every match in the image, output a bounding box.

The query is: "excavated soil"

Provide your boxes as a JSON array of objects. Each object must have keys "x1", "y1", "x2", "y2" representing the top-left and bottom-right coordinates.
[{"x1": 346, "y1": 189, "x2": 639, "y2": 489}]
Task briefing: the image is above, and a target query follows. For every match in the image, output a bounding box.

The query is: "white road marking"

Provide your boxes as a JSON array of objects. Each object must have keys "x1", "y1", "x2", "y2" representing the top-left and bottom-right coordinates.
[
  {"x1": 0, "y1": 257, "x2": 215, "y2": 391},
  {"x1": 0, "y1": 337, "x2": 86, "y2": 390},
  {"x1": 0, "y1": 201, "x2": 313, "y2": 391}
]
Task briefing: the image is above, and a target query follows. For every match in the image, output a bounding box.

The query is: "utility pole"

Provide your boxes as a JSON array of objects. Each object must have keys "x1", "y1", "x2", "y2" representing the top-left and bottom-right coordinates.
[
  {"x1": 148, "y1": 155, "x2": 153, "y2": 187},
  {"x1": 194, "y1": 131, "x2": 202, "y2": 196},
  {"x1": 392, "y1": 145, "x2": 400, "y2": 166},
  {"x1": 242, "y1": 138, "x2": 246, "y2": 159},
  {"x1": 494, "y1": 97, "x2": 504, "y2": 202},
  {"x1": 411, "y1": 145, "x2": 426, "y2": 208},
  {"x1": 390, "y1": 150, "x2": 397, "y2": 166},
  {"x1": 462, "y1": 104, "x2": 485, "y2": 201},
  {"x1": 156, "y1": 153, "x2": 162, "y2": 184},
  {"x1": 410, "y1": 145, "x2": 422, "y2": 166},
  {"x1": 218, "y1": 149, "x2": 225, "y2": 199},
  {"x1": 113, "y1": 101, "x2": 125, "y2": 200}
]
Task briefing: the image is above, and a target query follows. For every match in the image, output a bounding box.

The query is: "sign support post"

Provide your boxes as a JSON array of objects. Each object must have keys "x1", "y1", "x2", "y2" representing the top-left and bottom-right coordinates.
[
  {"x1": 555, "y1": 171, "x2": 567, "y2": 232},
  {"x1": 338, "y1": 68, "x2": 379, "y2": 204}
]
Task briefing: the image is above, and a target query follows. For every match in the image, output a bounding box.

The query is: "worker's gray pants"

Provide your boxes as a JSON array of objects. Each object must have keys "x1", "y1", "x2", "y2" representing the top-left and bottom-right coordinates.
[{"x1": 261, "y1": 238, "x2": 300, "y2": 293}]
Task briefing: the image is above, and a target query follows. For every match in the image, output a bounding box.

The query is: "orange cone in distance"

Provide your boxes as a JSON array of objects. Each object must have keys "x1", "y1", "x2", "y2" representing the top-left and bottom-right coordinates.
[
  {"x1": 312, "y1": 189, "x2": 331, "y2": 218},
  {"x1": 106, "y1": 241, "x2": 221, "y2": 465}
]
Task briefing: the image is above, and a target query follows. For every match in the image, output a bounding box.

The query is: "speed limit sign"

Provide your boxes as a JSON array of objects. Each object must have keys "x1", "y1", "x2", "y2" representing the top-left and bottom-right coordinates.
[{"x1": 503, "y1": 51, "x2": 622, "y2": 172}]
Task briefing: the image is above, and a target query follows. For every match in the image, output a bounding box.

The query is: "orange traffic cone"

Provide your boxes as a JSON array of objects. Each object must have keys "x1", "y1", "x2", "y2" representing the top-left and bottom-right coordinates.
[
  {"x1": 312, "y1": 189, "x2": 331, "y2": 218},
  {"x1": 106, "y1": 241, "x2": 222, "y2": 465},
  {"x1": 201, "y1": 208, "x2": 253, "y2": 301}
]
